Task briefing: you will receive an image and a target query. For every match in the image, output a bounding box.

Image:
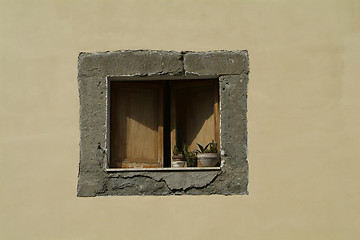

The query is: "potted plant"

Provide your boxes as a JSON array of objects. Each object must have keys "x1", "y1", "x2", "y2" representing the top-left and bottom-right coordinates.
[
  {"x1": 172, "y1": 145, "x2": 185, "y2": 168},
  {"x1": 196, "y1": 140, "x2": 220, "y2": 167},
  {"x1": 183, "y1": 144, "x2": 197, "y2": 167}
]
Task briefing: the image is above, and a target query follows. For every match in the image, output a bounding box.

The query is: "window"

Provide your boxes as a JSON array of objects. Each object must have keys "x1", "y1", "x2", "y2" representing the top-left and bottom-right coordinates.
[
  {"x1": 108, "y1": 79, "x2": 220, "y2": 169},
  {"x1": 77, "y1": 50, "x2": 249, "y2": 196}
]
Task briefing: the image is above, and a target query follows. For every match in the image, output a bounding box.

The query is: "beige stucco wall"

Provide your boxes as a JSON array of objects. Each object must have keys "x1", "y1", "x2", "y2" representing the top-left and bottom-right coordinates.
[{"x1": 1, "y1": 0, "x2": 359, "y2": 239}]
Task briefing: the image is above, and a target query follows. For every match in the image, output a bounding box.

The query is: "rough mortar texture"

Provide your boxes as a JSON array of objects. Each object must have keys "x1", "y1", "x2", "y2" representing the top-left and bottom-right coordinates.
[
  {"x1": 184, "y1": 50, "x2": 248, "y2": 76},
  {"x1": 77, "y1": 50, "x2": 249, "y2": 196}
]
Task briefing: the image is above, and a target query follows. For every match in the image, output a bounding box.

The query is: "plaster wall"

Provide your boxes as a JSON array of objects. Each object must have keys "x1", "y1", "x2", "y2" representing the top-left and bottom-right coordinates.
[{"x1": 1, "y1": 0, "x2": 360, "y2": 239}]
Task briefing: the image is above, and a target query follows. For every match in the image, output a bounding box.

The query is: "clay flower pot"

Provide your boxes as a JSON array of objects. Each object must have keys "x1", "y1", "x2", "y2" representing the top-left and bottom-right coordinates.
[
  {"x1": 172, "y1": 155, "x2": 185, "y2": 168},
  {"x1": 197, "y1": 153, "x2": 220, "y2": 167}
]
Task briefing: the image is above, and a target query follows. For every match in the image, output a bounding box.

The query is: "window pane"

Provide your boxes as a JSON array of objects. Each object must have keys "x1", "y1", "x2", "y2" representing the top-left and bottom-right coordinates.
[{"x1": 110, "y1": 82, "x2": 163, "y2": 168}]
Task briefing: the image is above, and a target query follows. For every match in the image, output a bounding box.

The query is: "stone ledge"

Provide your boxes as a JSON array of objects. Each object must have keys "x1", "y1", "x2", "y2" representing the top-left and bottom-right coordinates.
[
  {"x1": 78, "y1": 50, "x2": 183, "y2": 77},
  {"x1": 183, "y1": 50, "x2": 249, "y2": 76},
  {"x1": 106, "y1": 167, "x2": 220, "y2": 172}
]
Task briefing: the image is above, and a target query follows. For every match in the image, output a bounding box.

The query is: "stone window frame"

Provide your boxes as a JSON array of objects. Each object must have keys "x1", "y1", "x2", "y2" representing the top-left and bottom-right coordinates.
[{"x1": 77, "y1": 50, "x2": 249, "y2": 196}]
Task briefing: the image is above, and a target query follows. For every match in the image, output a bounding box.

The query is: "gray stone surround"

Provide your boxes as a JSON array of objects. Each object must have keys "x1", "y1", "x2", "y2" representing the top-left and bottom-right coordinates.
[{"x1": 77, "y1": 50, "x2": 249, "y2": 196}]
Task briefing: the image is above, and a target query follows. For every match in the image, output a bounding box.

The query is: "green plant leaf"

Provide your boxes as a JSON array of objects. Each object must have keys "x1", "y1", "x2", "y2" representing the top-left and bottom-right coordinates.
[
  {"x1": 204, "y1": 143, "x2": 210, "y2": 151},
  {"x1": 197, "y1": 143, "x2": 204, "y2": 153}
]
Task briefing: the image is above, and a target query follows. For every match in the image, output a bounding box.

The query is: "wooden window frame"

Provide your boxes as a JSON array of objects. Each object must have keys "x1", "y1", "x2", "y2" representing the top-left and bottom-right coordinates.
[
  {"x1": 170, "y1": 79, "x2": 220, "y2": 167},
  {"x1": 109, "y1": 81, "x2": 164, "y2": 169}
]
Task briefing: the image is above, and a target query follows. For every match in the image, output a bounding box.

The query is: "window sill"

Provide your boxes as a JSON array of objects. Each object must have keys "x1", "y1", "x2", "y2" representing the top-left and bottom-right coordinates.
[{"x1": 105, "y1": 167, "x2": 221, "y2": 172}]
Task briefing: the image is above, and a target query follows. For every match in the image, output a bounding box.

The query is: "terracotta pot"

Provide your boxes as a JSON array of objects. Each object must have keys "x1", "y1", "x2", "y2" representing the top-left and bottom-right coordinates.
[
  {"x1": 172, "y1": 155, "x2": 185, "y2": 168},
  {"x1": 197, "y1": 153, "x2": 220, "y2": 167}
]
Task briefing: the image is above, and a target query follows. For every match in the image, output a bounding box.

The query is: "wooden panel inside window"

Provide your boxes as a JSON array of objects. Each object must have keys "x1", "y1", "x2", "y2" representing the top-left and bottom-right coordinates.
[
  {"x1": 171, "y1": 79, "x2": 220, "y2": 158},
  {"x1": 110, "y1": 82, "x2": 163, "y2": 168}
]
